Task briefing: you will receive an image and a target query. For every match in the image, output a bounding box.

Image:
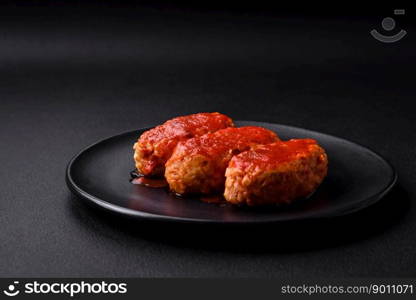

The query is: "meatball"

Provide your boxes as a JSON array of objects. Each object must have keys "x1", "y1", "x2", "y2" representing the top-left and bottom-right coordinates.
[
  {"x1": 133, "y1": 112, "x2": 233, "y2": 177},
  {"x1": 165, "y1": 126, "x2": 279, "y2": 195},
  {"x1": 224, "y1": 139, "x2": 328, "y2": 206}
]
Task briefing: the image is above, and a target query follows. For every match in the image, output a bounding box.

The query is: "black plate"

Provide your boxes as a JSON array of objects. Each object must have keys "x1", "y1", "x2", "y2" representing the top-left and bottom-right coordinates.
[{"x1": 66, "y1": 121, "x2": 397, "y2": 224}]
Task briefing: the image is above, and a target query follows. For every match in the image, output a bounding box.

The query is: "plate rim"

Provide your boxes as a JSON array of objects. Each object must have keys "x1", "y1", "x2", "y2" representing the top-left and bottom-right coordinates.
[{"x1": 66, "y1": 121, "x2": 398, "y2": 224}]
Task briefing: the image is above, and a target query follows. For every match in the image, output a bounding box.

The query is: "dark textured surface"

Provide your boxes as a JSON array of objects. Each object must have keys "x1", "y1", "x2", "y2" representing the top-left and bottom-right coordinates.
[{"x1": 0, "y1": 5, "x2": 415, "y2": 277}]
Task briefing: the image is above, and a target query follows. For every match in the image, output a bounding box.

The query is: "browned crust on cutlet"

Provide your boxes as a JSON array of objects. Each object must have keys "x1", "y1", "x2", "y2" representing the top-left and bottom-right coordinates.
[{"x1": 224, "y1": 140, "x2": 328, "y2": 206}]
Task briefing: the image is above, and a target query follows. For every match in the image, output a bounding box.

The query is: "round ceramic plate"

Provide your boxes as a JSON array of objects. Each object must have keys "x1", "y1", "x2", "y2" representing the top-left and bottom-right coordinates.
[{"x1": 66, "y1": 121, "x2": 397, "y2": 224}]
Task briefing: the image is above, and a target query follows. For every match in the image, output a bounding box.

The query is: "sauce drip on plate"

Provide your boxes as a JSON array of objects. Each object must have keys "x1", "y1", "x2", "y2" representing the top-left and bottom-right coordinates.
[{"x1": 130, "y1": 170, "x2": 168, "y2": 188}]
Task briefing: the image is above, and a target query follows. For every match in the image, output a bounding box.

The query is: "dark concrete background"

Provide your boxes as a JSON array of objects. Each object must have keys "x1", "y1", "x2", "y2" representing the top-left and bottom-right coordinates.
[{"x1": 0, "y1": 3, "x2": 415, "y2": 277}]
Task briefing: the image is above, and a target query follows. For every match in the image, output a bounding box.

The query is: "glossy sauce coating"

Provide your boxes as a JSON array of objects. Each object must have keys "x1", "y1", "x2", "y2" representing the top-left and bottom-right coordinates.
[
  {"x1": 172, "y1": 126, "x2": 279, "y2": 159},
  {"x1": 140, "y1": 112, "x2": 233, "y2": 145},
  {"x1": 224, "y1": 139, "x2": 328, "y2": 206},
  {"x1": 134, "y1": 112, "x2": 233, "y2": 176},
  {"x1": 229, "y1": 139, "x2": 319, "y2": 170},
  {"x1": 164, "y1": 126, "x2": 279, "y2": 195}
]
